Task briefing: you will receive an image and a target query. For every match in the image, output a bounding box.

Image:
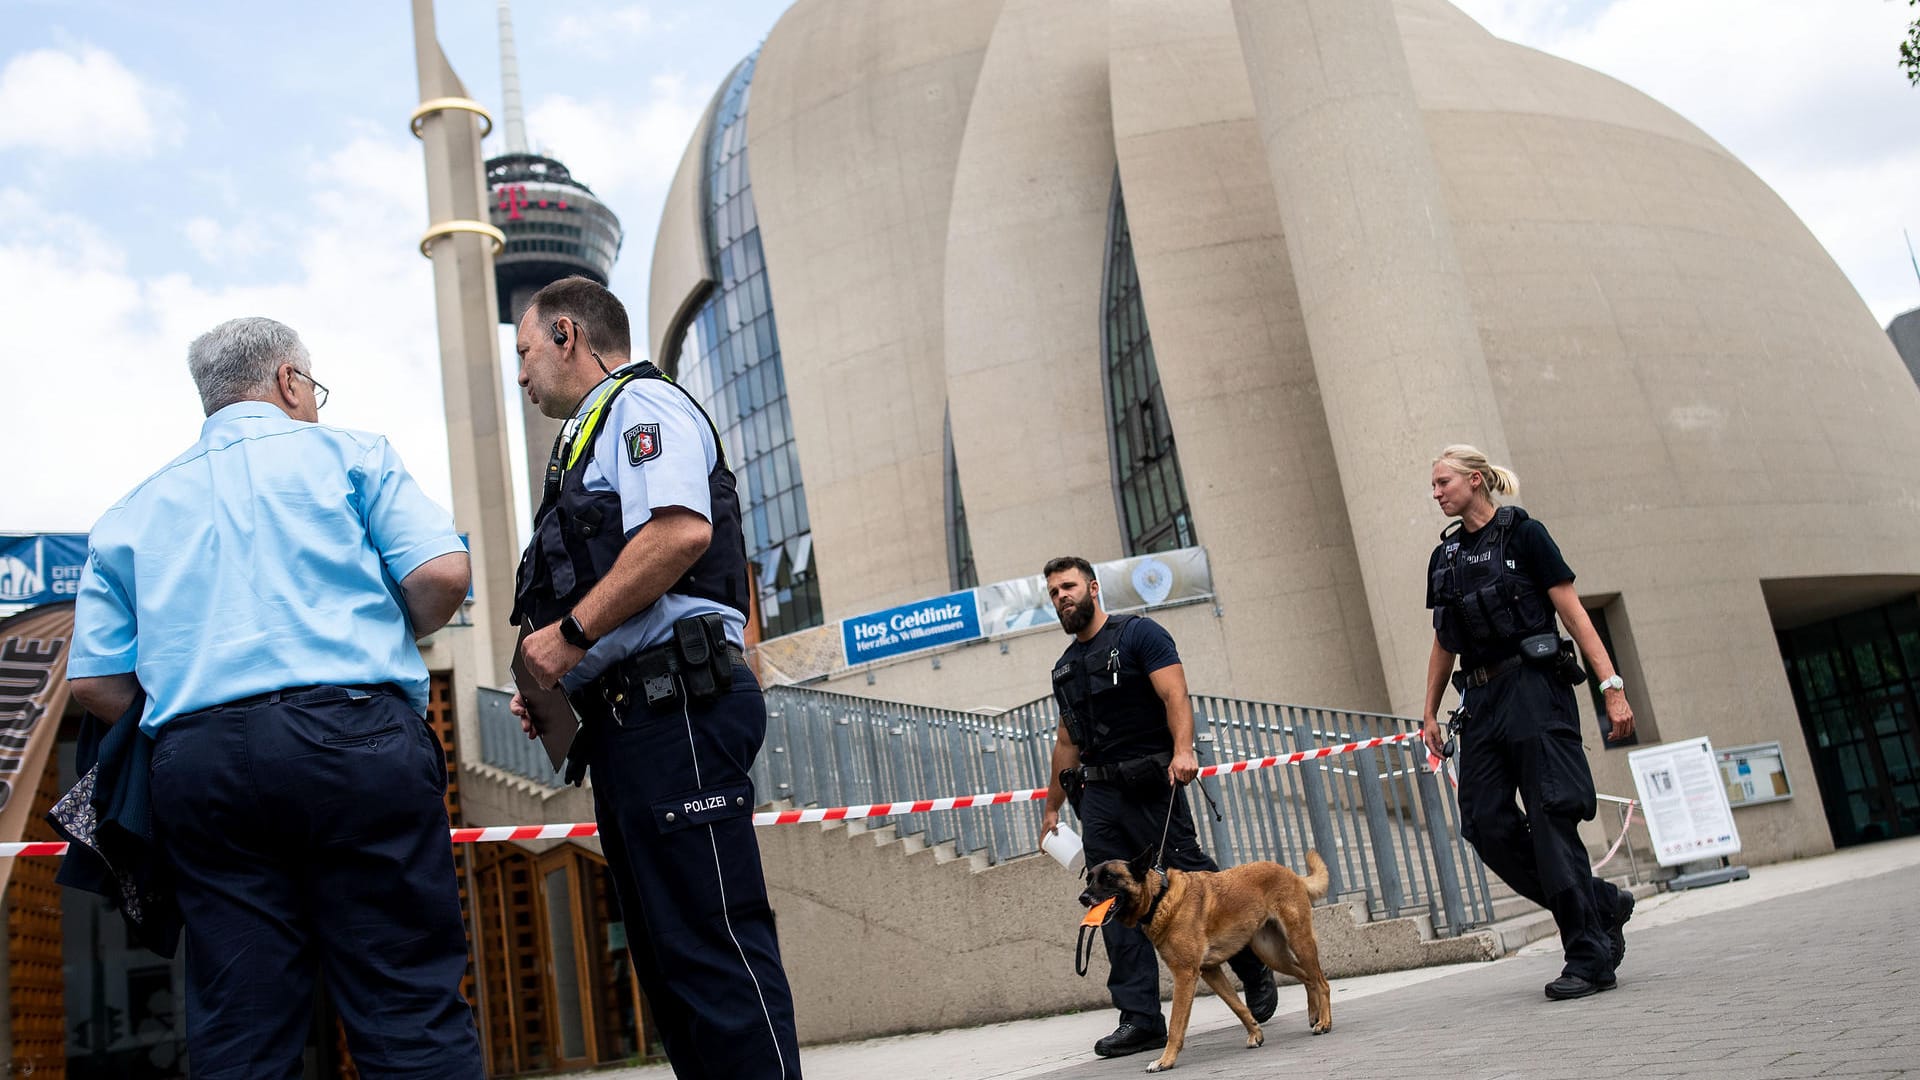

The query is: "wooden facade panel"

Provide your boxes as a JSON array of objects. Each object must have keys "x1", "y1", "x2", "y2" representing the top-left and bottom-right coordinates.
[{"x1": 7, "y1": 754, "x2": 68, "y2": 1079}]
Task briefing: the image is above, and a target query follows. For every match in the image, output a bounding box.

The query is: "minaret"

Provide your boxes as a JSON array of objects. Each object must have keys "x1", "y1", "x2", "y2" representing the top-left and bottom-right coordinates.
[
  {"x1": 486, "y1": 0, "x2": 626, "y2": 505},
  {"x1": 409, "y1": 0, "x2": 517, "y2": 687}
]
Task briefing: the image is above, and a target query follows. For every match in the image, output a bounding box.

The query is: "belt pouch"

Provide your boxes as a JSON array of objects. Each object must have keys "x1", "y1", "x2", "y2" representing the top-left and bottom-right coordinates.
[
  {"x1": 634, "y1": 647, "x2": 680, "y2": 709},
  {"x1": 1554, "y1": 637, "x2": 1589, "y2": 687},
  {"x1": 1117, "y1": 754, "x2": 1173, "y2": 799},
  {"x1": 673, "y1": 613, "x2": 732, "y2": 705},
  {"x1": 1519, "y1": 632, "x2": 1560, "y2": 664},
  {"x1": 1060, "y1": 767, "x2": 1086, "y2": 812}
]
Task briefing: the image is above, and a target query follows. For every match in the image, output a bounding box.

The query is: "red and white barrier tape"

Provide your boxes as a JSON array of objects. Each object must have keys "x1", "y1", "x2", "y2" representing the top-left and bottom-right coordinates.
[{"x1": 0, "y1": 730, "x2": 1425, "y2": 858}]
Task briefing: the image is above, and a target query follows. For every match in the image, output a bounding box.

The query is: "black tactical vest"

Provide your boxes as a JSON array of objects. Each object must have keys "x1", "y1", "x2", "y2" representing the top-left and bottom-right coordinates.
[
  {"x1": 1429, "y1": 505, "x2": 1555, "y2": 657},
  {"x1": 1051, "y1": 615, "x2": 1175, "y2": 765},
  {"x1": 510, "y1": 362, "x2": 751, "y2": 631}
]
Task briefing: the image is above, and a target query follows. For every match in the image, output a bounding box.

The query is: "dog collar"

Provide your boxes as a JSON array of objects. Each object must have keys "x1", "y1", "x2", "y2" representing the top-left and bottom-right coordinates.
[{"x1": 1139, "y1": 869, "x2": 1172, "y2": 929}]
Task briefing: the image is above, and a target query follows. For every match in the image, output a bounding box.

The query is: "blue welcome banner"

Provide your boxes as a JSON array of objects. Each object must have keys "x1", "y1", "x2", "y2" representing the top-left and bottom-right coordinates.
[
  {"x1": 841, "y1": 589, "x2": 983, "y2": 666},
  {"x1": 0, "y1": 534, "x2": 89, "y2": 609}
]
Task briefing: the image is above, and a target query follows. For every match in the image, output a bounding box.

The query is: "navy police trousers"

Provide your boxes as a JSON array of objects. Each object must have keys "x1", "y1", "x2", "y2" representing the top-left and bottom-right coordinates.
[
  {"x1": 1457, "y1": 665, "x2": 1626, "y2": 981},
  {"x1": 1078, "y1": 775, "x2": 1269, "y2": 1033},
  {"x1": 151, "y1": 685, "x2": 484, "y2": 1079},
  {"x1": 585, "y1": 661, "x2": 801, "y2": 1080}
]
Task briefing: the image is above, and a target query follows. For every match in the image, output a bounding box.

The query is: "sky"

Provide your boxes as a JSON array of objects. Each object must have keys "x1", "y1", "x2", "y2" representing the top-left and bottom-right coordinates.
[{"x1": 1, "y1": 0, "x2": 1917, "y2": 536}]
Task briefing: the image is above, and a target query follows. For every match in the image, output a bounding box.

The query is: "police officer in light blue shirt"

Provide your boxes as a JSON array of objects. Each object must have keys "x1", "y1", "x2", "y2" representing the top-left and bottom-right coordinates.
[
  {"x1": 67, "y1": 317, "x2": 485, "y2": 1079},
  {"x1": 508, "y1": 276, "x2": 800, "y2": 1080}
]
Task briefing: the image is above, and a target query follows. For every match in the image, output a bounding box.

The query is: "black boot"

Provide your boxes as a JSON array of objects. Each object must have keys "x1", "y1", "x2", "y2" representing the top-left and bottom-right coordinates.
[
  {"x1": 1094, "y1": 1022, "x2": 1168, "y2": 1058},
  {"x1": 1544, "y1": 972, "x2": 1616, "y2": 1000},
  {"x1": 1242, "y1": 970, "x2": 1278, "y2": 1023},
  {"x1": 1607, "y1": 890, "x2": 1635, "y2": 968}
]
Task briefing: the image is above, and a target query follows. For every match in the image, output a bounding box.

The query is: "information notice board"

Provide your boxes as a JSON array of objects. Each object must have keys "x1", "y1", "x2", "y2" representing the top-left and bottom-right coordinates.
[{"x1": 1627, "y1": 736, "x2": 1742, "y2": 867}]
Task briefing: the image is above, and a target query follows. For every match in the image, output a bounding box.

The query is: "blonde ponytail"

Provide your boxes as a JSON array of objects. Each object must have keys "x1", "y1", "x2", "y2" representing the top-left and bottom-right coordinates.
[{"x1": 1435, "y1": 444, "x2": 1518, "y2": 501}]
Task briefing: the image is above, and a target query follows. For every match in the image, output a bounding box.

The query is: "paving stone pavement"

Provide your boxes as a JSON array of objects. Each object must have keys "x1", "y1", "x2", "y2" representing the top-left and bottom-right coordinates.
[{"x1": 1031, "y1": 862, "x2": 1920, "y2": 1080}]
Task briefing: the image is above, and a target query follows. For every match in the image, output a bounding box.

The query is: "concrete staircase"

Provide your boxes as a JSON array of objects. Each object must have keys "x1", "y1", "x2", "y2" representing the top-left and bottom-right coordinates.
[
  {"x1": 757, "y1": 804, "x2": 1506, "y2": 1044},
  {"x1": 1475, "y1": 874, "x2": 1662, "y2": 956}
]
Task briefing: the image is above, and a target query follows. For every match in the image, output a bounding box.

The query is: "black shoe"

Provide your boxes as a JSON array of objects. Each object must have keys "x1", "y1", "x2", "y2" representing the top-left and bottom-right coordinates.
[
  {"x1": 1243, "y1": 972, "x2": 1279, "y2": 1023},
  {"x1": 1094, "y1": 1022, "x2": 1168, "y2": 1058},
  {"x1": 1544, "y1": 972, "x2": 1617, "y2": 1001},
  {"x1": 1607, "y1": 890, "x2": 1635, "y2": 968}
]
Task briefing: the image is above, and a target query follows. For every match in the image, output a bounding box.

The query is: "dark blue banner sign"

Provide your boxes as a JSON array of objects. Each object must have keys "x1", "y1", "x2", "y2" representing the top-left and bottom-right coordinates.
[
  {"x1": 841, "y1": 590, "x2": 983, "y2": 665},
  {"x1": 0, "y1": 534, "x2": 88, "y2": 609}
]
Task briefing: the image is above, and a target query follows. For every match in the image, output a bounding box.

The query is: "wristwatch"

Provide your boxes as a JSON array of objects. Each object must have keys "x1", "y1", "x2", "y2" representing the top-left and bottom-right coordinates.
[
  {"x1": 559, "y1": 613, "x2": 598, "y2": 650},
  {"x1": 1597, "y1": 675, "x2": 1625, "y2": 693}
]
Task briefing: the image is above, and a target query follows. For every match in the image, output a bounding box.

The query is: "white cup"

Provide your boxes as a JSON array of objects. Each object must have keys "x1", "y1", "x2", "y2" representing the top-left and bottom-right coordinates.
[{"x1": 1041, "y1": 821, "x2": 1086, "y2": 873}]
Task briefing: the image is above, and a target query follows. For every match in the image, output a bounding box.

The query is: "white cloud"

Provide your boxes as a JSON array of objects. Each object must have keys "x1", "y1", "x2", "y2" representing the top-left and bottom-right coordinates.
[
  {"x1": 520, "y1": 74, "x2": 705, "y2": 196},
  {"x1": 0, "y1": 44, "x2": 181, "y2": 159},
  {"x1": 550, "y1": 5, "x2": 672, "y2": 58},
  {"x1": 183, "y1": 216, "x2": 273, "y2": 263},
  {"x1": 1450, "y1": 0, "x2": 1920, "y2": 324},
  {"x1": 0, "y1": 133, "x2": 482, "y2": 533}
]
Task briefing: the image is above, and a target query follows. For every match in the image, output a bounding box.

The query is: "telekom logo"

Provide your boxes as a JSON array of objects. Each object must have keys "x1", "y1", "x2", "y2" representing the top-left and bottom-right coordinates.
[{"x1": 494, "y1": 184, "x2": 570, "y2": 220}]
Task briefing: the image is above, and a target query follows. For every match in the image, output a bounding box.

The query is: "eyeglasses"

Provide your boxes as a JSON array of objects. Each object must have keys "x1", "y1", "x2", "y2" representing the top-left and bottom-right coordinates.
[{"x1": 290, "y1": 369, "x2": 330, "y2": 409}]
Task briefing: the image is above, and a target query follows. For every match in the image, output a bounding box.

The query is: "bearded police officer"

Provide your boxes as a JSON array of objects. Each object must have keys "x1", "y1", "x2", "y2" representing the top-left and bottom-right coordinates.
[
  {"x1": 508, "y1": 277, "x2": 800, "y2": 1079},
  {"x1": 1036, "y1": 556, "x2": 1277, "y2": 1059},
  {"x1": 1421, "y1": 445, "x2": 1637, "y2": 1001}
]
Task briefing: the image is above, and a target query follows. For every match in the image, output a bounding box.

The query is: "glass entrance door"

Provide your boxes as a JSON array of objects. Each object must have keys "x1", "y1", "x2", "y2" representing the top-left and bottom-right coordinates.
[{"x1": 1777, "y1": 598, "x2": 1920, "y2": 846}]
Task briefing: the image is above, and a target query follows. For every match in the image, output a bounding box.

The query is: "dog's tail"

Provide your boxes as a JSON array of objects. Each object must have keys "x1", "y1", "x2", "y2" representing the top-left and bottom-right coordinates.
[{"x1": 1302, "y1": 850, "x2": 1330, "y2": 900}]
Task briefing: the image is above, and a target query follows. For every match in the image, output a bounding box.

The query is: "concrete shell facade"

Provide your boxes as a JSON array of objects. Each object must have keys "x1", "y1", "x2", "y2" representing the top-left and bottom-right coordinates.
[{"x1": 649, "y1": 0, "x2": 1920, "y2": 865}]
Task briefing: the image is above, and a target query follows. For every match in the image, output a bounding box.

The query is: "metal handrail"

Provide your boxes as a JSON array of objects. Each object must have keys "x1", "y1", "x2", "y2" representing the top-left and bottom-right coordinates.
[{"x1": 471, "y1": 681, "x2": 1499, "y2": 936}]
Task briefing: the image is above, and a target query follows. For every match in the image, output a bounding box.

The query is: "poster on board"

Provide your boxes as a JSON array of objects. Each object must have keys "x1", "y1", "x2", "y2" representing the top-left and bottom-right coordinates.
[{"x1": 1628, "y1": 736, "x2": 1742, "y2": 866}]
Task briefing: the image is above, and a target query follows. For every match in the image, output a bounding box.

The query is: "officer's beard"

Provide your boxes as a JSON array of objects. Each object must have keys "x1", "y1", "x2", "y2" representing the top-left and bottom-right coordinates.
[{"x1": 1057, "y1": 599, "x2": 1095, "y2": 635}]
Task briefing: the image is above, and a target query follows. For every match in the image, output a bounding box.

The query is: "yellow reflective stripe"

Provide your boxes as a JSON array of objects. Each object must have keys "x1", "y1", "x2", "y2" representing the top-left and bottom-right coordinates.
[{"x1": 564, "y1": 374, "x2": 637, "y2": 470}]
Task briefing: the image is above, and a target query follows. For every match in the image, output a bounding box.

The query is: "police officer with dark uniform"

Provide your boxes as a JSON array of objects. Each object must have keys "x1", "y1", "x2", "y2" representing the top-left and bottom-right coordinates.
[
  {"x1": 1421, "y1": 445, "x2": 1637, "y2": 1001},
  {"x1": 1036, "y1": 556, "x2": 1277, "y2": 1059},
  {"x1": 509, "y1": 277, "x2": 801, "y2": 1078}
]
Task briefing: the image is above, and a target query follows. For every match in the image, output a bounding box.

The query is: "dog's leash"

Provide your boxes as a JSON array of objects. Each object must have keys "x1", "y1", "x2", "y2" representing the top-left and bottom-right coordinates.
[
  {"x1": 1151, "y1": 774, "x2": 1223, "y2": 873},
  {"x1": 1075, "y1": 898, "x2": 1117, "y2": 977}
]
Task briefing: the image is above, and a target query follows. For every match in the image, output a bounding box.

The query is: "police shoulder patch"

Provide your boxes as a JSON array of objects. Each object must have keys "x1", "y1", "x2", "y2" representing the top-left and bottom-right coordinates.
[{"x1": 624, "y1": 422, "x2": 661, "y2": 465}]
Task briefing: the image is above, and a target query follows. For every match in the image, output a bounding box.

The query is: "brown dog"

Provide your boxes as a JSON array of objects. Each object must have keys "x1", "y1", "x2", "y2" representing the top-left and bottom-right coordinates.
[{"x1": 1079, "y1": 851, "x2": 1332, "y2": 1072}]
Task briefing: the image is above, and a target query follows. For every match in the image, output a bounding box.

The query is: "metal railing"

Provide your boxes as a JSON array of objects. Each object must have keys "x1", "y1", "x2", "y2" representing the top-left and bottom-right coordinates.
[
  {"x1": 473, "y1": 682, "x2": 1497, "y2": 936},
  {"x1": 476, "y1": 686, "x2": 557, "y2": 783}
]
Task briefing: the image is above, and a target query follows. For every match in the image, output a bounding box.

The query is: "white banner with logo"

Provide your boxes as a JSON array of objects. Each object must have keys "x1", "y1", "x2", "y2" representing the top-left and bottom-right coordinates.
[
  {"x1": 976, "y1": 548, "x2": 1213, "y2": 636},
  {"x1": 754, "y1": 547, "x2": 1215, "y2": 685}
]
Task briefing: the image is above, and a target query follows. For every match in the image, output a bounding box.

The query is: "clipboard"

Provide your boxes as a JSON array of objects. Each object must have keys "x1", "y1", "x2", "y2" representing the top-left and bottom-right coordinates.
[{"x1": 511, "y1": 624, "x2": 582, "y2": 772}]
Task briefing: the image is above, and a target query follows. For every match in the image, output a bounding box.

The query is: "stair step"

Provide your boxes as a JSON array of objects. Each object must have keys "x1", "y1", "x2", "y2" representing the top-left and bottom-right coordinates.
[{"x1": 1477, "y1": 880, "x2": 1662, "y2": 957}]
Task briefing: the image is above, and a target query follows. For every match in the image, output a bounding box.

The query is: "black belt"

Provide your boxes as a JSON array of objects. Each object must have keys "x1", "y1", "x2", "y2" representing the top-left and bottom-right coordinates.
[
  {"x1": 1452, "y1": 654, "x2": 1524, "y2": 691},
  {"x1": 206, "y1": 683, "x2": 400, "y2": 711},
  {"x1": 1080, "y1": 752, "x2": 1171, "y2": 784},
  {"x1": 581, "y1": 642, "x2": 747, "y2": 708}
]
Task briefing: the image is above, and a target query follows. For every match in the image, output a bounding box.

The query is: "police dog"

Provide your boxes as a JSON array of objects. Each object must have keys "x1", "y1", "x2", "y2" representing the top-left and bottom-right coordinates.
[{"x1": 1079, "y1": 851, "x2": 1332, "y2": 1073}]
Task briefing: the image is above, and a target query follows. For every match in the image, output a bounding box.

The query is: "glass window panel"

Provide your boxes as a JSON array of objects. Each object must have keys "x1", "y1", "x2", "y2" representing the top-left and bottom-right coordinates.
[
  {"x1": 749, "y1": 276, "x2": 768, "y2": 324},
  {"x1": 1101, "y1": 179, "x2": 1196, "y2": 555},
  {"x1": 544, "y1": 867, "x2": 588, "y2": 1061},
  {"x1": 770, "y1": 402, "x2": 790, "y2": 447},
  {"x1": 773, "y1": 445, "x2": 792, "y2": 492},
  {"x1": 676, "y1": 51, "x2": 819, "y2": 634}
]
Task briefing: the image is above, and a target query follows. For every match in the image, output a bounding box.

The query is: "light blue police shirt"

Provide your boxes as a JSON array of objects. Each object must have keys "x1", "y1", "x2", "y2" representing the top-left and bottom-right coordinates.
[
  {"x1": 558, "y1": 366, "x2": 746, "y2": 694},
  {"x1": 70, "y1": 401, "x2": 466, "y2": 733}
]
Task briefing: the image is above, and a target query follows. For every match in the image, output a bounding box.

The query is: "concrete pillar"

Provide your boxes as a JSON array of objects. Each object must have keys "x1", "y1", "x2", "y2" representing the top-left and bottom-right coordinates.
[
  {"x1": 411, "y1": 0, "x2": 518, "y2": 688},
  {"x1": 1231, "y1": 0, "x2": 1510, "y2": 713}
]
